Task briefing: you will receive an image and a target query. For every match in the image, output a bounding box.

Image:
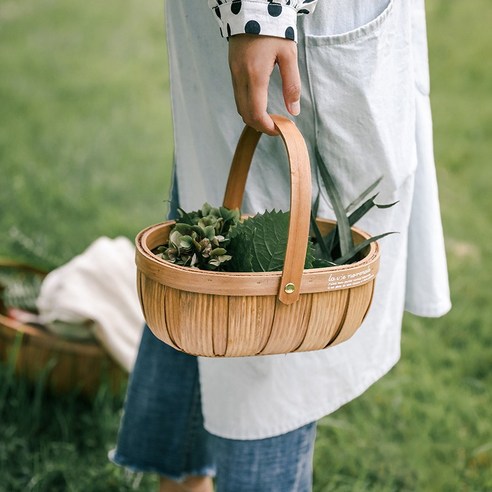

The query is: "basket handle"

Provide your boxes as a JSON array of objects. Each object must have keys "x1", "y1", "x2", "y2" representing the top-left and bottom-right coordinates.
[{"x1": 223, "y1": 114, "x2": 312, "y2": 305}]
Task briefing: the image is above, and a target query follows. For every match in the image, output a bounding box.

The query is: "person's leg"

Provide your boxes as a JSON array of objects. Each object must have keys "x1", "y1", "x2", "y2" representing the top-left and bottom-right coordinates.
[
  {"x1": 111, "y1": 167, "x2": 214, "y2": 489},
  {"x1": 210, "y1": 422, "x2": 317, "y2": 492},
  {"x1": 110, "y1": 326, "x2": 215, "y2": 487}
]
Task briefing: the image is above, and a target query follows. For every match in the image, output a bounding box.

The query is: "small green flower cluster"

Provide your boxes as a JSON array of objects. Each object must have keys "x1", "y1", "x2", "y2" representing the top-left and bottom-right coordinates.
[{"x1": 154, "y1": 203, "x2": 241, "y2": 270}]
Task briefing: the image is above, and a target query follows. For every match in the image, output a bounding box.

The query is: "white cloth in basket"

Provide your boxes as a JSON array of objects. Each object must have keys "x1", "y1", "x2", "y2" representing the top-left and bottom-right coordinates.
[{"x1": 36, "y1": 237, "x2": 144, "y2": 372}]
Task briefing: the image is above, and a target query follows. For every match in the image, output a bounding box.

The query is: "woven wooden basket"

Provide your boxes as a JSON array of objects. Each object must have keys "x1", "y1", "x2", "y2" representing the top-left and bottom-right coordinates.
[
  {"x1": 136, "y1": 115, "x2": 380, "y2": 357},
  {"x1": 0, "y1": 261, "x2": 126, "y2": 397},
  {"x1": 0, "y1": 317, "x2": 126, "y2": 398}
]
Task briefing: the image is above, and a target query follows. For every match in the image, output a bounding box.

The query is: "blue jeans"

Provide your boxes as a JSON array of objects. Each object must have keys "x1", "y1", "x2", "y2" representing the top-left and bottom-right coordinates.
[
  {"x1": 110, "y1": 327, "x2": 317, "y2": 491},
  {"x1": 109, "y1": 171, "x2": 317, "y2": 491}
]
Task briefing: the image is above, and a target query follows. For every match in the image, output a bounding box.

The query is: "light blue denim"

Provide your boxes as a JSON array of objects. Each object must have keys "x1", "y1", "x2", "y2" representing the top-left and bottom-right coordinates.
[
  {"x1": 110, "y1": 170, "x2": 318, "y2": 491},
  {"x1": 210, "y1": 422, "x2": 317, "y2": 492},
  {"x1": 110, "y1": 326, "x2": 317, "y2": 490},
  {"x1": 110, "y1": 326, "x2": 215, "y2": 481}
]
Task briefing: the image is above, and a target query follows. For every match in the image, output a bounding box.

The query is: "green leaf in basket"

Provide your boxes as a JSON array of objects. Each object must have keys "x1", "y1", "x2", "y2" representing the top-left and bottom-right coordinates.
[
  {"x1": 224, "y1": 228, "x2": 254, "y2": 272},
  {"x1": 333, "y1": 232, "x2": 398, "y2": 265},
  {"x1": 324, "y1": 194, "x2": 399, "y2": 255},
  {"x1": 157, "y1": 202, "x2": 242, "y2": 271},
  {"x1": 345, "y1": 176, "x2": 383, "y2": 214},
  {"x1": 349, "y1": 195, "x2": 399, "y2": 224},
  {"x1": 312, "y1": 257, "x2": 337, "y2": 268},
  {"x1": 225, "y1": 210, "x2": 315, "y2": 272},
  {"x1": 310, "y1": 194, "x2": 332, "y2": 262},
  {"x1": 176, "y1": 207, "x2": 195, "y2": 225},
  {"x1": 314, "y1": 147, "x2": 354, "y2": 257}
]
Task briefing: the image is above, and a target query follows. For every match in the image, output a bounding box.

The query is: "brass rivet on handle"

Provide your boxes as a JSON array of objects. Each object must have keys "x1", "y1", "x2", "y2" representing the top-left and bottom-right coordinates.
[{"x1": 284, "y1": 283, "x2": 296, "y2": 294}]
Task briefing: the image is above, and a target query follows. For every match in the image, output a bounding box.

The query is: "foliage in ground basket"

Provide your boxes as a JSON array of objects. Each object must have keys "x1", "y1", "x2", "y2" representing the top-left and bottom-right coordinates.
[{"x1": 135, "y1": 115, "x2": 396, "y2": 358}]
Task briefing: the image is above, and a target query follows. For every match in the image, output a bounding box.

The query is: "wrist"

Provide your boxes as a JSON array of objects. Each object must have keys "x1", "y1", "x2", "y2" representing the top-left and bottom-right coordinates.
[{"x1": 212, "y1": 1, "x2": 298, "y2": 42}]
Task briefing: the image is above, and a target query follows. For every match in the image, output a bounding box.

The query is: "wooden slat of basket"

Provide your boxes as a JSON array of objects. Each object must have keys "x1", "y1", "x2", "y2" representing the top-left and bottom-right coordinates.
[
  {"x1": 260, "y1": 294, "x2": 313, "y2": 355},
  {"x1": 212, "y1": 295, "x2": 229, "y2": 356},
  {"x1": 295, "y1": 290, "x2": 350, "y2": 352},
  {"x1": 138, "y1": 274, "x2": 178, "y2": 350},
  {"x1": 226, "y1": 295, "x2": 276, "y2": 357},
  {"x1": 178, "y1": 290, "x2": 215, "y2": 356},
  {"x1": 165, "y1": 286, "x2": 185, "y2": 351},
  {"x1": 328, "y1": 281, "x2": 376, "y2": 347}
]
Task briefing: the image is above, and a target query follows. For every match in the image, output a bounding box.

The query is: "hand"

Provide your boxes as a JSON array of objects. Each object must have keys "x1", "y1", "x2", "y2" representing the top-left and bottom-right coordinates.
[{"x1": 228, "y1": 34, "x2": 301, "y2": 136}]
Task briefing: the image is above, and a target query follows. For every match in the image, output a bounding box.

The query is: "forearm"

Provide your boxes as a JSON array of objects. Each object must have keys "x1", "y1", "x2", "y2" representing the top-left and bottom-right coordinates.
[{"x1": 207, "y1": 0, "x2": 318, "y2": 134}]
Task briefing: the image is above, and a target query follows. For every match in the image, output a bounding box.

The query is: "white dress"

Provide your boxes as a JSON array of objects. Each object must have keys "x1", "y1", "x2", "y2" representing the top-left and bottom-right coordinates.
[{"x1": 164, "y1": 0, "x2": 451, "y2": 439}]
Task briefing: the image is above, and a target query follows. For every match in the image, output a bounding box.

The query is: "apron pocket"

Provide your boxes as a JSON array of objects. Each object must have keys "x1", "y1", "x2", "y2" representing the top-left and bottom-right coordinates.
[
  {"x1": 306, "y1": 0, "x2": 395, "y2": 47},
  {"x1": 302, "y1": 0, "x2": 417, "y2": 204}
]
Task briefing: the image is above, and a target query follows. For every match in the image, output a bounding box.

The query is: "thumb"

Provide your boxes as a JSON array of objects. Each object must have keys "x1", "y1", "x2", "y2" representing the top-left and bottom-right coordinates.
[{"x1": 277, "y1": 47, "x2": 301, "y2": 116}]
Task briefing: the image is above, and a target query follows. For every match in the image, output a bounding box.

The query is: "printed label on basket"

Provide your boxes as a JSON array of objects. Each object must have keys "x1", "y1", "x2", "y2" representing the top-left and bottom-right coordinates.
[{"x1": 327, "y1": 267, "x2": 375, "y2": 290}]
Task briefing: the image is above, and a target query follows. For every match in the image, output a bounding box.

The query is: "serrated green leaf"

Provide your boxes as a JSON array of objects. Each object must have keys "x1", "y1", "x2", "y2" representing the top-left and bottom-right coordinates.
[
  {"x1": 225, "y1": 210, "x2": 315, "y2": 272},
  {"x1": 248, "y1": 211, "x2": 290, "y2": 272},
  {"x1": 224, "y1": 228, "x2": 254, "y2": 272}
]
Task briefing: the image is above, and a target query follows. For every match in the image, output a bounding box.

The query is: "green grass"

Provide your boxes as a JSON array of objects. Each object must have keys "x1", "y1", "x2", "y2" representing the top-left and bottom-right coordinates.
[
  {"x1": 0, "y1": 0, "x2": 173, "y2": 270},
  {"x1": 1, "y1": 0, "x2": 492, "y2": 490},
  {"x1": 0, "y1": 367, "x2": 157, "y2": 491}
]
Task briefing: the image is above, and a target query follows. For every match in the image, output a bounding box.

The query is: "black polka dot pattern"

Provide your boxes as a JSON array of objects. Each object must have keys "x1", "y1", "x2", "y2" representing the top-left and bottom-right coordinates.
[
  {"x1": 208, "y1": 0, "x2": 318, "y2": 43},
  {"x1": 231, "y1": 1, "x2": 242, "y2": 15},
  {"x1": 245, "y1": 20, "x2": 261, "y2": 34},
  {"x1": 268, "y1": 3, "x2": 282, "y2": 17},
  {"x1": 285, "y1": 26, "x2": 295, "y2": 40}
]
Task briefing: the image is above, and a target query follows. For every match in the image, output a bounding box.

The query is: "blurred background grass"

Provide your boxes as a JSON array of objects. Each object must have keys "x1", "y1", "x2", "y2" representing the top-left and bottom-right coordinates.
[
  {"x1": 1, "y1": 0, "x2": 491, "y2": 491},
  {"x1": 0, "y1": 0, "x2": 173, "y2": 270}
]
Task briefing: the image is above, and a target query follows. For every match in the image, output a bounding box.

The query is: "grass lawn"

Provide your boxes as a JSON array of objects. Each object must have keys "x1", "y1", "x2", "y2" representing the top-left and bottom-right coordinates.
[
  {"x1": 0, "y1": 0, "x2": 173, "y2": 270},
  {"x1": 1, "y1": 0, "x2": 491, "y2": 491}
]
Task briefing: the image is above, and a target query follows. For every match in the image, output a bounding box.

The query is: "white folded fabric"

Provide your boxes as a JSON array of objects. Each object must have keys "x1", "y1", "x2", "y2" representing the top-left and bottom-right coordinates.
[{"x1": 36, "y1": 236, "x2": 144, "y2": 372}]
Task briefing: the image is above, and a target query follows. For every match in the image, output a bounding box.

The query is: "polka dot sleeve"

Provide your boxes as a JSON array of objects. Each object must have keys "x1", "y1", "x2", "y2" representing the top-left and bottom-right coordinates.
[{"x1": 208, "y1": 0, "x2": 318, "y2": 43}]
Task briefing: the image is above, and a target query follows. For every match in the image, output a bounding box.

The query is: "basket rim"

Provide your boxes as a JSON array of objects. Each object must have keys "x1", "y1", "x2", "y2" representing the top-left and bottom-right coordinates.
[
  {"x1": 135, "y1": 218, "x2": 380, "y2": 297},
  {"x1": 0, "y1": 314, "x2": 106, "y2": 356}
]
